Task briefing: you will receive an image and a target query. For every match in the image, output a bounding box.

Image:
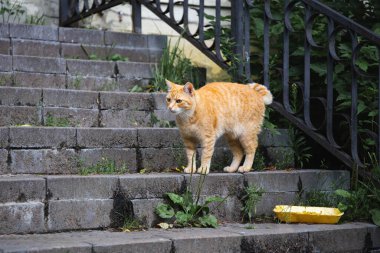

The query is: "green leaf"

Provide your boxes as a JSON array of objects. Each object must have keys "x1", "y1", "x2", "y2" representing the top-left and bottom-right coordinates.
[
  {"x1": 175, "y1": 211, "x2": 193, "y2": 226},
  {"x1": 155, "y1": 203, "x2": 175, "y2": 219},
  {"x1": 337, "y1": 202, "x2": 348, "y2": 212},
  {"x1": 204, "y1": 196, "x2": 225, "y2": 205},
  {"x1": 370, "y1": 209, "x2": 380, "y2": 226},
  {"x1": 335, "y1": 189, "x2": 351, "y2": 198},
  {"x1": 167, "y1": 193, "x2": 184, "y2": 205},
  {"x1": 198, "y1": 214, "x2": 218, "y2": 228}
]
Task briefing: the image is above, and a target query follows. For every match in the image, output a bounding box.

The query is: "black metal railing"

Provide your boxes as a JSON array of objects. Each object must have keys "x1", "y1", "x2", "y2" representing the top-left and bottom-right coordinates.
[{"x1": 59, "y1": 0, "x2": 380, "y2": 171}]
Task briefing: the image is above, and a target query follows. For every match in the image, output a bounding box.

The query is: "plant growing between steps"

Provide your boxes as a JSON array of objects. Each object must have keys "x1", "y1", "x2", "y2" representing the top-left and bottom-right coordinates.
[
  {"x1": 79, "y1": 157, "x2": 128, "y2": 175},
  {"x1": 241, "y1": 185, "x2": 264, "y2": 225},
  {"x1": 155, "y1": 172, "x2": 226, "y2": 228}
]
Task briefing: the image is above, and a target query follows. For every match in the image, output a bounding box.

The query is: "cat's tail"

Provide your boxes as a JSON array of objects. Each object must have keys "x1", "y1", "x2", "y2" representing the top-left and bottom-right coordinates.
[{"x1": 249, "y1": 83, "x2": 273, "y2": 105}]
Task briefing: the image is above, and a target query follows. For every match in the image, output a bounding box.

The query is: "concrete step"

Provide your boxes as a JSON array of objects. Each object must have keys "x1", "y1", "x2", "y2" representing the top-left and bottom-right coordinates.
[
  {"x1": 0, "y1": 87, "x2": 172, "y2": 127},
  {"x1": 0, "y1": 170, "x2": 350, "y2": 234},
  {"x1": 0, "y1": 223, "x2": 378, "y2": 252},
  {"x1": 0, "y1": 126, "x2": 291, "y2": 174}
]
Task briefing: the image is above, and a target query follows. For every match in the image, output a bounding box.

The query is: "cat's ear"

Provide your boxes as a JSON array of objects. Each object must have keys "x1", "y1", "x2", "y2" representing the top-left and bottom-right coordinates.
[
  {"x1": 184, "y1": 82, "x2": 195, "y2": 96},
  {"x1": 165, "y1": 79, "x2": 175, "y2": 91}
]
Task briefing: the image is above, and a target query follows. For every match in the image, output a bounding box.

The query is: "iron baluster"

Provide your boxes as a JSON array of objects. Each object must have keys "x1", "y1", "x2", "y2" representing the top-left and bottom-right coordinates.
[{"x1": 282, "y1": 0, "x2": 293, "y2": 113}]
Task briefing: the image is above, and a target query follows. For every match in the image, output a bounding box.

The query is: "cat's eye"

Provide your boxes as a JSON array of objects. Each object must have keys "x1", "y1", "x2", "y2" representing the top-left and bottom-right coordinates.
[
  {"x1": 176, "y1": 99, "x2": 182, "y2": 103},
  {"x1": 166, "y1": 98, "x2": 171, "y2": 102}
]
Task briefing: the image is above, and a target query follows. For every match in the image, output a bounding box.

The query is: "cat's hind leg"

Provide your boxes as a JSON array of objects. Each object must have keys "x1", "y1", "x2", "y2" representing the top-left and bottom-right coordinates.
[
  {"x1": 223, "y1": 135, "x2": 244, "y2": 173},
  {"x1": 238, "y1": 133, "x2": 259, "y2": 173}
]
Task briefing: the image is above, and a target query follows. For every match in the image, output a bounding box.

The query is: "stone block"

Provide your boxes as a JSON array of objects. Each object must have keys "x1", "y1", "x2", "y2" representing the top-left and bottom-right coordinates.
[
  {"x1": 100, "y1": 110, "x2": 151, "y2": 128},
  {"x1": 67, "y1": 75, "x2": 117, "y2": 91},
  {"x1": 47, "y1": 175, "x2": 118, "y2": 200},
  {"x1": 149, "y1": 48, "x2": 164, "y2": 63},
  {"x1": 44, "y1": 107, "x2": 99, "y2": 127},
  {"x1": 308, "y1": 224, "x2": 369, "y2": 252},
  {"x1": 255, "y1": 192, "x2": 298, "y2": 215},
  {"x1": 11, "y1": 149, "x2": 78, "y2": 174},
  {"x1": 147, "y1": 35, "x2": 167, "y2": 50},
  {"x1": 0, "y1": 149, "x2": 8, "y2": 174},
  {"x1": 67, "y1": 59, "x2": 116, "y2": 77},
  {"x1": 0, "y1": 127, "x2": 9, "y2": 147},
  {"x1": 138, "y1": 128, "x2": 182, "y2": 148},
  {"x1": 0, "y1": 202, "x2": 45, "y2": 234},
  {"x1": 13, "y1": 55, "x2": 66, "y2": 74},
  {"x1": 130, "y1": 198, "x2": 162, "y2": 228},
  {"x1": 104, "y1": 31, "x2": 147, "y2": 47},
  {"x1": 368, "y1": 225, "x2": 380, "y2": 248},
  {"x1": 153, "y1": 110, "x2": 176, "y2": 124},
  {"x1": 116, "y1": 77, "x2": 150, "y2": 92},
  {"x1": 140, "y1": 148, "x2": 186, "y2": 171},
  {"x1": 152, "y1": 93, "x2": 167, "y2": 110},
  {"x1": 77, "y1": 128, "x2": 137, "y2": 148},
  {"x1": 111, "y1": 47, "x2": 151, "y2": 62},
  {"x1": 116, "y1": 62, "x2": 154, "y2": 79},
  {"x1": 0, "y1": 38, "x2": 10, "y2": 54},
  {"x1": 9, "y1": 24, "x2": 58, "y2": 41},
  {"x1": 208, "y1": 147, "x2": 233, "y2": 172},
  {"x1": 100, "y1": 92, "x2": 153, "y2": 110},
  {"x1": 0, "y1": 23, "x2": 9, "y2": 38},
  {"x1": 48, "y1": 199, "x2": 114, "y2": 231},
  {"x1": 0, "y1": 87, "x2": 42, "y2": 106},
  {"x1": 0, "y1": 55, "x2": 12, "y2": 72},
  {"x1": 0, "y1": 106, "x2": 41, "y2": 126},
  {"x1": 91, "y1": 234, "x2": 172, "y2": 253},
  {"x1": 267, "y1": 146, "x2": 294, "y2": 164},
  {"x1": 44, "y1": 88, "x2": 98, "y2": 109},
  {"x1": 13, "y1": 72, "x2": 66, "y2": 89},
  {"x1": 10, "y1": 127, "x2": 76, "y2": 148},
  {"x1": 12, "y1": 39, "x2": 60, "y2": 57},
  {"x1": 299, "y1": 169, "x2": 350, "y2": 191},
  {"x1": 0, "y1": 175, "x2": 46, "y2": 203},
  {"x1": 59, "y1": 27, "x2": 104, "y2": 45},
  {"x1": 259, "y1": 129, "x2": 291, "y2": 147},
  {"x1": 0, "y1": 235, "x2": 92, "y2": 253},
  {"x1": 165, "y1": 228, "x2": 242, "y2": 253},
  {"x1": 119, "y1": 173, "x2": 184, "y2": 199},
  {"x1": 79, "y1": 148, "x2": 137, "y2": 173},
  {"x1": 186, "y1": 173, "x2": 244, "y2": 197},
  {"x1": 208, "y1": 196, "x2": 242, "y2": 223},
  {"x1": 240, "y1": 229, "x2": 309, "y2": 253},
  {"x1": 244, "y1": 171, "x2": 301, "y2": 192}
]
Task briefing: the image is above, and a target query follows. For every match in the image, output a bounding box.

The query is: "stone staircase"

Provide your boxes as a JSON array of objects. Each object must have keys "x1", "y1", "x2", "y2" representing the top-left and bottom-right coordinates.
[{"x1": 0, "y1": 23, "x2": 379, "y2": 252}]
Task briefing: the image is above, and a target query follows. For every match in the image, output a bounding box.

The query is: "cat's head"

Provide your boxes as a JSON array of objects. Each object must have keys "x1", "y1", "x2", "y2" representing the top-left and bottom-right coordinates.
[{"x1": 165, "y1": 80, "x2": 195, "y2": 115}]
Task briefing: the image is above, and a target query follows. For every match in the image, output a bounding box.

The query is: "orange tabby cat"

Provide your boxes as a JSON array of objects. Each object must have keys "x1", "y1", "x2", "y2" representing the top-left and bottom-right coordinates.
[{"x1": 165, "y1": 80, "x2": 273, "y2": 174}]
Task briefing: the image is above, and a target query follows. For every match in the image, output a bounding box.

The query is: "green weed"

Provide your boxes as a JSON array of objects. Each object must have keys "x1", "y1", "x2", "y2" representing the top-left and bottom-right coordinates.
[
  {"x1": 155, "y1": 173, "x2": 226, "y2": 228},
  {"x1": 241, "y1": 185, "x2": 264, "y2": 223},
  {"x1": 79, "y1": 157, "x2": 128, "y2": 175},
  {"x1": 44, "y1": 115, "x2": 71, "y2": 127}
]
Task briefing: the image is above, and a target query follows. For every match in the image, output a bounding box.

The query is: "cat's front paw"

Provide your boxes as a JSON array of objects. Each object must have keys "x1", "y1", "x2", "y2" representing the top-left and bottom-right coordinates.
[
  {"x1": 223, "y1": 166, "x2": 238, "y2": 173},
  {"x1": 184, "y1": 167, "x2": 196, "y2": 174},
  {"x1": 197, "y1": 166, "x2": 210, "y2": 175},
  {"x1": 238, "y1": 166, "x2": 251, "y2": 173}
]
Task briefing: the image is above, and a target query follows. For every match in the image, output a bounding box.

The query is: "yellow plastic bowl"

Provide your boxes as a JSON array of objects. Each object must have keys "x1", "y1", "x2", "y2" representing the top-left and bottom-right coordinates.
[{"x1": 273, "y1": 205, "x2": 344, "y2": 224}]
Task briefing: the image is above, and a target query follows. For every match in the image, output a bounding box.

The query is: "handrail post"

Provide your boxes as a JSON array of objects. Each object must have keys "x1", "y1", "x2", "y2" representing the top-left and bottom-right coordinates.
[
  {"x1": 231, "y1": 0, "x2": 244, "y2": 82},
  {"x1": 132, "y1": 0, "x2": 142, "y2": 34},
  {"x1": 59, "y1": 0, "x2": 70, "y2": 26}
]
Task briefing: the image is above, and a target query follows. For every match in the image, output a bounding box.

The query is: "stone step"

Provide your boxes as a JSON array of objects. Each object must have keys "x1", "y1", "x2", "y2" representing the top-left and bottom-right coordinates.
[
  {"x1": 0, "y1": 223, "x2": 378, "y2": 253},
  {"x1": 0, "y1": 126, "x2": 291, "y2": 174},
  {"x1": 0, "y1": 54, "x2": 156, "y2": 92},
  {"x1": 0, "y1": 170, "x2": 350, "y2": 234},
  {"x1": 0, "y1": 87, "x2": 172, "y2": 127}
]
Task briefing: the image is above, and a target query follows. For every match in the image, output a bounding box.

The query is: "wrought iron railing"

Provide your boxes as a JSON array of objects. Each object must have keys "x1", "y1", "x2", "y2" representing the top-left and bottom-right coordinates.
[{"x1": 60, "y1": 0, "x2": 380, "y2": 171}]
